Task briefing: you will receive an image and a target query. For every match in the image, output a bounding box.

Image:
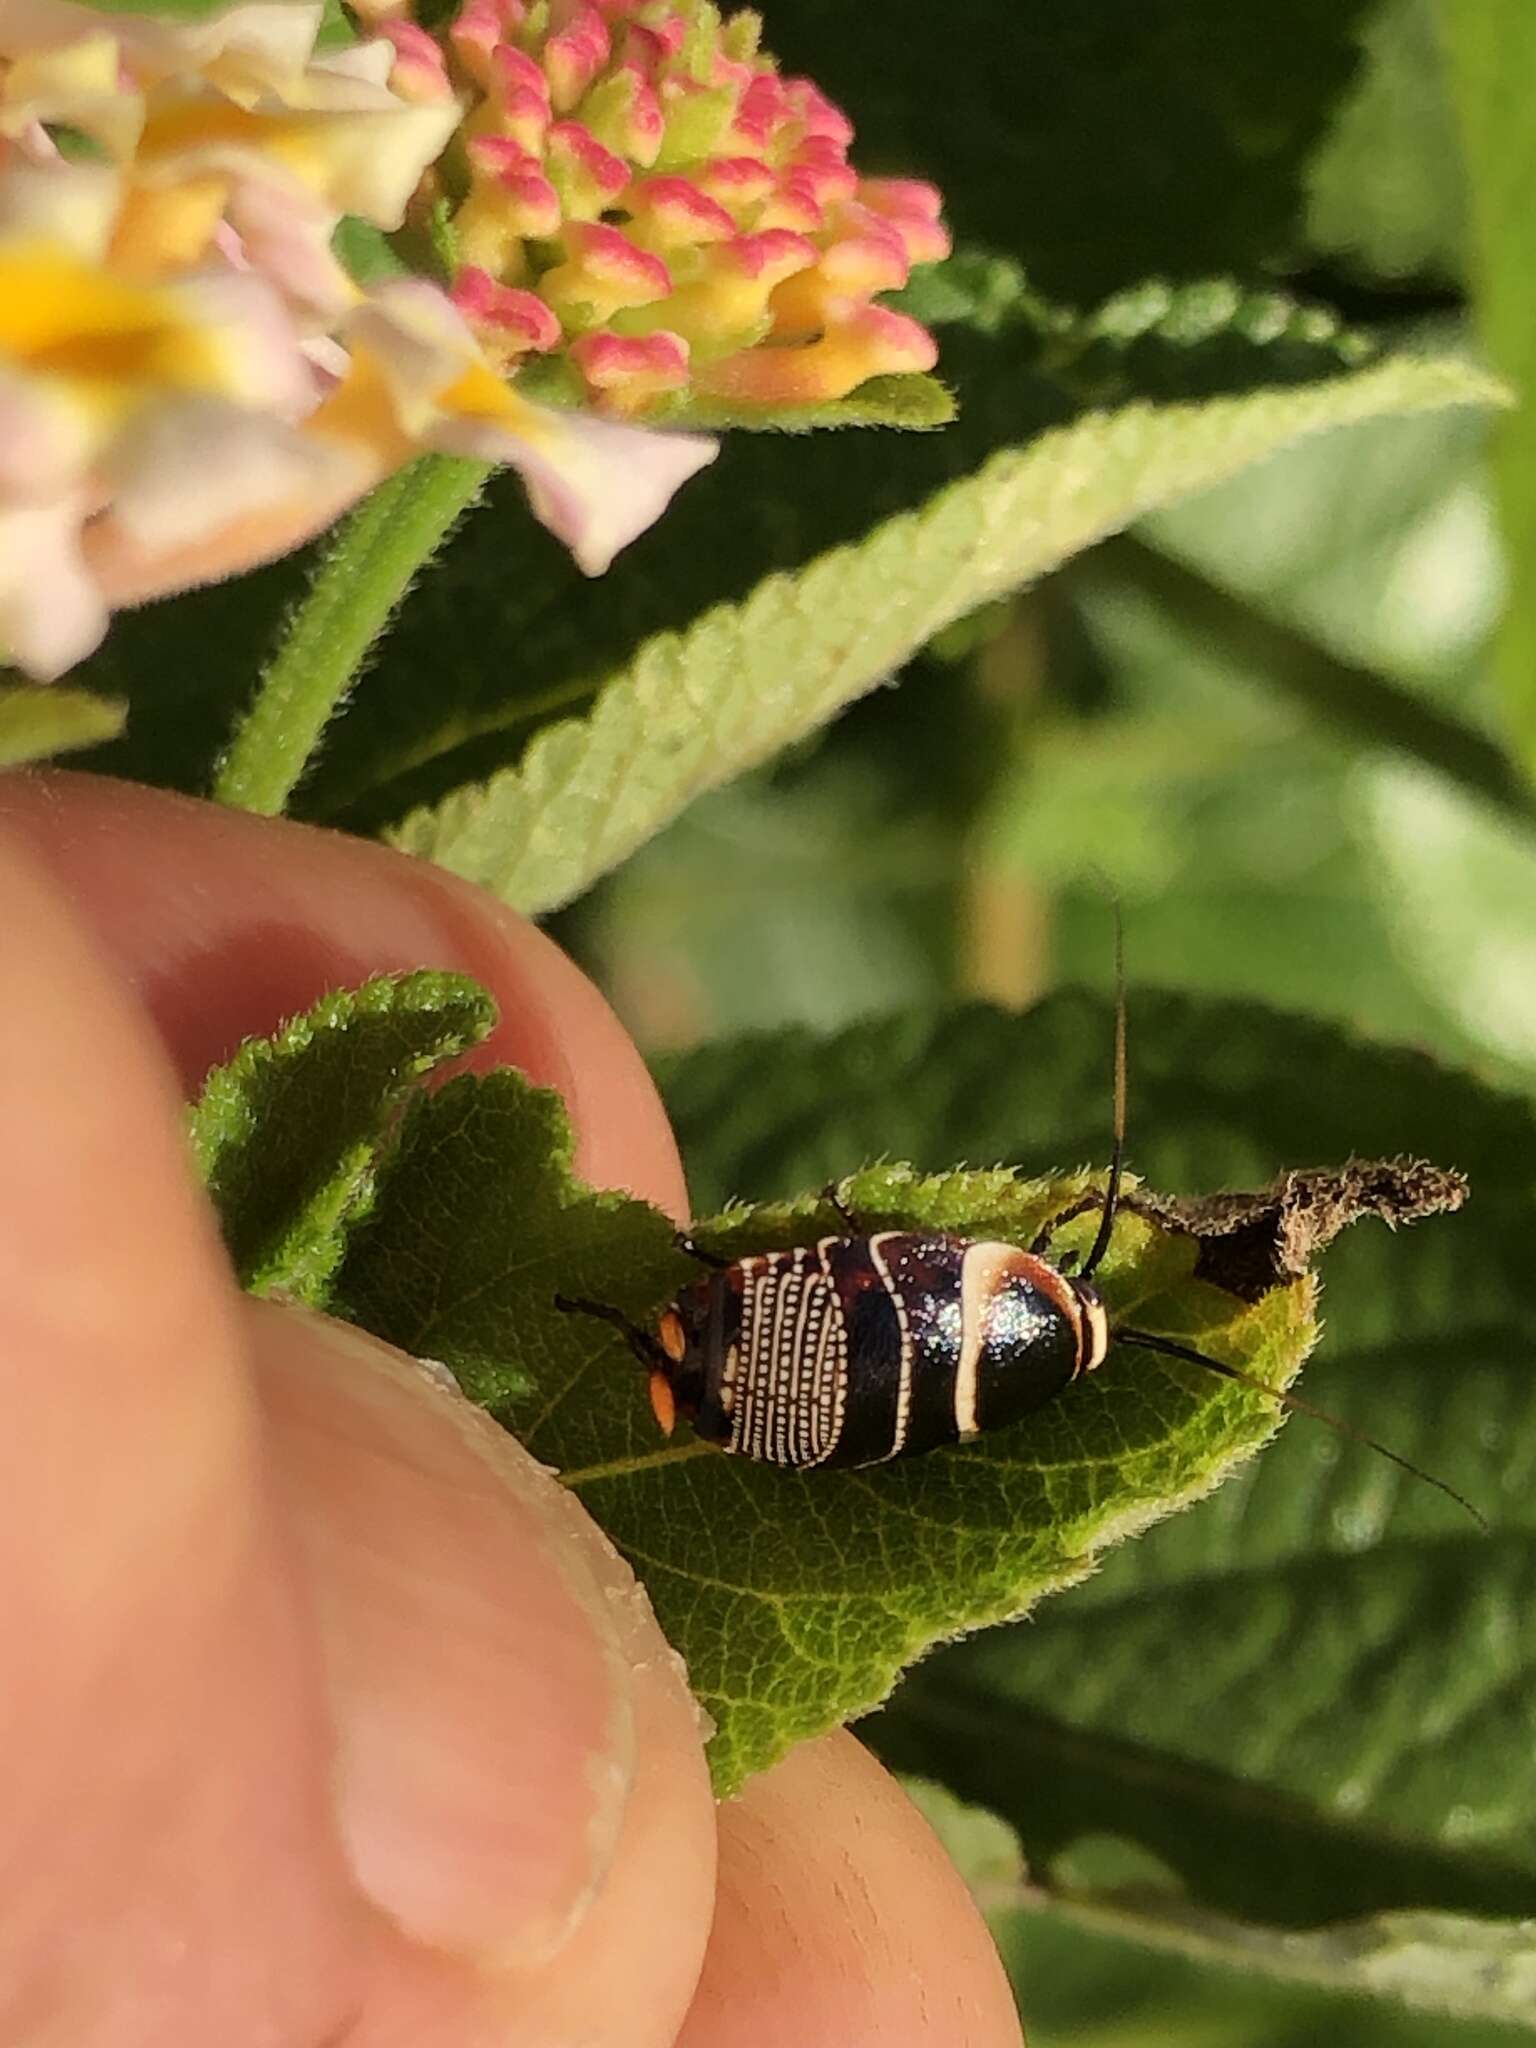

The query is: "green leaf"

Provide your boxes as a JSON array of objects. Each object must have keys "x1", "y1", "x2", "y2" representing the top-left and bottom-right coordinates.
[
  {"x1": 0, "y1": 683, "x2": 124, "y2": 768},
  {"x1": 663, "y1": 372, "x2": 958, "y2": 434},
  {"x1": 760, "y1": 0, "x2": 1374, "y2": 302},
  {"x1": 330, "y1": 1052, "x2": 1396, "y2": 1797},
  {"x1": 77, "y1": 261, "x2": 1419, "y2": 820},
  {"x1": 1363, "y1": 757, "x2": 1536, "y2": 1072},
  {"x1": 659, "y1": 994, "x2": 1536, "y2": 1923},
  {"x1": 1439, "y1": 0, "x2": 1536, "y2": 775},
  {"x1": 1306, "y1": 0, "x2": 1468, "y2": 283},
  {"x1": 516, "y1": 358, "x2": 956, "y2": 432},
  {"x1": 331, "y1": 217, "x2": 409, "y2": 287},
  {"x1": 388, "y1": 353, "x2": 1500, "y2": 914},
  {"x1": 1017, "y1": 1888, "x2": 1536, "y2": 2033},
  {"x1": 191, "y1": 970, "x2": 496, "y2": 1300}
]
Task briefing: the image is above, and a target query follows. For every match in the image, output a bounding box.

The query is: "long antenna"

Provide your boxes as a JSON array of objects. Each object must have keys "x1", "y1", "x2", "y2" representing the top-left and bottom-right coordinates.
[
  {"x1": 1114, "y1": 1327, "x2": 1487, "y2": 1530},
  {"x1": 1081, "y1": 898, "x2": 1128, "y2": 1281}
]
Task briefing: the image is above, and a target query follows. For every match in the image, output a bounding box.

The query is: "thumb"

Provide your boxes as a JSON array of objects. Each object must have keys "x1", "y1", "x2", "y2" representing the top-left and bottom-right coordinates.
[{"x1": 249, "y1": 1301, "x2": 718, "y2": 2044}]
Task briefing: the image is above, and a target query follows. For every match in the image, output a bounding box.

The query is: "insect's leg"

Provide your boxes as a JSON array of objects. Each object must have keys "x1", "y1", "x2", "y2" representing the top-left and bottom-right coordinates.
[
  {"x1": 1032, "y1": 1188, "x2": 1159, "y2": 1262},
  {"x1": 1029, "y1": 1192, "x2": 1101, "y2": 1259},
  {"x1": 674, "y1": 1231, "x2": 730, "y2": 1270},
  {"x1": 820, "y1": 1180, "x2": 863, "y2": 1234},
  {"x1": 555, "y1": 1293, "x2": 670, "y2": 1370}
]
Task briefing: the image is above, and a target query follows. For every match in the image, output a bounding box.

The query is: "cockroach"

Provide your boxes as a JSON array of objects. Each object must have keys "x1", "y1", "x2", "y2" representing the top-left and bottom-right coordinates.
[{"x1": 560, "y1": 940, "x2": 1481, "y2": 1523}]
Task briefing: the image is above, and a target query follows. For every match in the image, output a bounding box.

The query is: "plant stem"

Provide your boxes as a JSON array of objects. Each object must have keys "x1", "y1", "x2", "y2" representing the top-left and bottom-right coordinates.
[
  {"x1": 212, "y1": 455, "x2": 490, "y2": 816},
  {"x1": 1087, "y1": 534, "x2": 1536, "y2": 827}
]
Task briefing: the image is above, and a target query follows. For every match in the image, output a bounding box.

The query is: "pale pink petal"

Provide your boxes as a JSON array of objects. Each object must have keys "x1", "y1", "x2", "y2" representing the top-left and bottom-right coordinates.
[
  {"x1": 344, "y1": 280, "x2": 716, "y2": 572},
  {"x1": 0, "y1": 489, "x2": 105, "y2": 680},
  {"x1": 87, "y1": 397, "x2": 374, "y2": 604},
  {"x1": 0, "y1": 363, "x2": 96, "y2": 496},
  {"x1": 222, "y1": 175, "x2": 356, "y2": 326},
  {"x1": 0, "y1": 156, "x2": 120, "y2": 259},
  {"x1": 170, "y1": 266, "x2": 320, "y2": 418},
  {"x1": 455, "y1": 404, "x2": 717, "y2": 575},
  {"x1": 0, "y1": 0, "x2": 325, "y2": 96},
  {"x1": 0, "y1": 35, "x2": 144, "y2": 161}
]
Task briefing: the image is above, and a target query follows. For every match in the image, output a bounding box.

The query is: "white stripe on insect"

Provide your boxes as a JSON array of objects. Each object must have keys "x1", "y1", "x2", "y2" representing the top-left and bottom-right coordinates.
[
  {"x1": 867, "y1": 1232, "x2": 915, "y2": 1459},
  {"x1": 954, "y1": 1243, "x2": 1020, "y2": 1438}
]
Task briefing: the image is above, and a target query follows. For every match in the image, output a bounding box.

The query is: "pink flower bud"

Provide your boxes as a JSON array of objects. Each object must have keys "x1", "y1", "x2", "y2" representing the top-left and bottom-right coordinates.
[
  {"x1": 857, "y1": 178, "x2": 952, "y2": 265},
  {"x1": 485, "y1": 45, "x2": 552, "y2": 149},
  {"x1": 467, "y1": 135, "x2": 562, "y2": 235},
  {"x1": 582, "y1": 61, "x2": 664, "y2": 165},
  {"x1": 452, "y1": 264, "x2": 562, "y2": 365},
  {"x1": 783, "y1": 78, "x2": 854, "y2": 147},
  {"x1": 544, "y1": 5, "x2": 612, "y2": 113},
  {"x1": 698, "y1": 303, "x2": 937, "y2": 406},
  {"x1": 694, "y1": 155, "x2": 774, "y2": 215},
  {"x1": 545, "y1": 119, "x2": 630, "y2": 218},
  {"x1": 626, "y1": 174, "x2": 736, "y2": 249},
  {"x1": 728, "y1": 71, "x2": 785, "y2": 151},
  {"x1": 379, "y1": 22, "x2": 455, "y2": 104},
  {"x1": 540, "y1": 221, "x2": 672, "y2": 326},
  {"x1": 570, "y1": 328, "x2": 689, "y2": 414},
  {"x1": 451, "y1": 0, "x2": 528, "y2": 90}
]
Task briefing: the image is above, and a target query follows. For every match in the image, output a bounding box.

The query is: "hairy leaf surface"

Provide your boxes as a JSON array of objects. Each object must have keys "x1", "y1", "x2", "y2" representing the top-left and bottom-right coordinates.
[
  {"x1": 0, "y1": 684, "x2": 124, "y2": 768},
  {"x1": 328, "y1": 1063, "x2": 1314, "y2": 1794},
  {"x1": 388, "y1": 354, "x2": 1497, "y2": 914},
  {"x1": 660, "y1": 994, "x2": 1536, "y2": 1926},
  {"x1": 192, "y1": 970, "x2": 495, "y2": 1299}
]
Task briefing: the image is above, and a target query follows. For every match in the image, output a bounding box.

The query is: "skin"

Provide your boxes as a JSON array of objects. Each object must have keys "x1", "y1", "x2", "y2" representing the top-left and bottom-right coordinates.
[{"x1": 0, "y1": 769, "x2": 1024, "y2": 2048}]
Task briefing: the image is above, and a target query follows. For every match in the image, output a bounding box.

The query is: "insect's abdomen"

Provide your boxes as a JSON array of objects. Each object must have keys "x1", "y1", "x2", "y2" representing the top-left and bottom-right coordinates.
[{"x1": 682, "y1": 1234, "x2": 1085, "y2": 1470}]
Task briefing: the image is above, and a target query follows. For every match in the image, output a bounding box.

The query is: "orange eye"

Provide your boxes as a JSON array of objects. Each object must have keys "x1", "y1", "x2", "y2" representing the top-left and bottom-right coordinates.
[
  {"x1": 648, "y1": 1370, "x2": 678, "y2": 1437},
  {"x1": 658, "y1": 1309, "x2": 687, "y2": 1363}
]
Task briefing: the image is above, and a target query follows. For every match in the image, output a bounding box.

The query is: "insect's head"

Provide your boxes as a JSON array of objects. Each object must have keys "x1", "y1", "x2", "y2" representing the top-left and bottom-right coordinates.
[{"x1": 649, "y1": 1303, "x2": 707, "y2": 1436}]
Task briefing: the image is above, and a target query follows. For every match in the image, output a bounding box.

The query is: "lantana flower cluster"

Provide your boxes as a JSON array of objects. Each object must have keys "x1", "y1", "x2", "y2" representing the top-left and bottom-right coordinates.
[
  {"x1": 0, "y1": 0, "x2": 947, "y2": 680},
  {"x1": 429, "y1": 0, "x2": 948, "y2": 416}
]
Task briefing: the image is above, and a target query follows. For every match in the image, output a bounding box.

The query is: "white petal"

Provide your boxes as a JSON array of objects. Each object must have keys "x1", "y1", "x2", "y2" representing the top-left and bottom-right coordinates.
[
  {"x1": 497, "y1": 408, "x2": 718, "y2": 575},
  {"x1": 0, "y1": 157, "x2": 121, "y2": 260},
  {"x1": 0, "y1": 489, "x2": 106, "y2": 680},
  {"x1": 0, "y1": 0, "x2": 326, "y2": 96},
  {"x1": 99, "y1": 394, "x2": 363, "y2": 554}
]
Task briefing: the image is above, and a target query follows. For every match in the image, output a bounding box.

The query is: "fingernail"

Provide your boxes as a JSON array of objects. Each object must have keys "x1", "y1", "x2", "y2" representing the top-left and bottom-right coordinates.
[{"x1": 253, "y1": 1304, "x2": 638, "y2": 1967}]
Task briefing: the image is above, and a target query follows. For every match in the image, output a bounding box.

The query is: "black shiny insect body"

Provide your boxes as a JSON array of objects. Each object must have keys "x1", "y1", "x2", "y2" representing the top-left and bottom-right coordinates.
[
  {"x1": 558, "y1": 916, "x2": 1482, "y2": 1521},
  {"x1": 652, "y1": 1230, "x2": 1109, "y2": 1469}
]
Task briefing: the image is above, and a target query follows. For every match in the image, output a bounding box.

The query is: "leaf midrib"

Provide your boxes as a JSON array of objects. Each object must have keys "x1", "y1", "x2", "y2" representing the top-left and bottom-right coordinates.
[{"x1": 873, "y1": 1680, "x2": 1536, "y2": 1918}]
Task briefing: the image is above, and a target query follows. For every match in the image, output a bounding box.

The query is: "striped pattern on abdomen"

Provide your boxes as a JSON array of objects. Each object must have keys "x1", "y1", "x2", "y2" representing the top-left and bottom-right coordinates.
[{"x1": 727, "y1": 1245, "x2": 848, "y2": 1466}]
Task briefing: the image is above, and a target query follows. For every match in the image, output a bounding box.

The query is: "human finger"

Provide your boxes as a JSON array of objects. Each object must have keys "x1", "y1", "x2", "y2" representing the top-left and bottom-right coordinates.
[
  {"x1": 676, "y1": 1731, "x2": 1022, "y2": 2048},
  {"x1": 0, "y1": 768, "x2": 687, "y2": 1219}
]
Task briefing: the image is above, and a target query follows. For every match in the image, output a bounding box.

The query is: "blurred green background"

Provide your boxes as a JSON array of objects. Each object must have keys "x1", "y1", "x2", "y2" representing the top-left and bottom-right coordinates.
[{"x1": 554, "y1": 381, "x2": 1522, "y2": 1081}]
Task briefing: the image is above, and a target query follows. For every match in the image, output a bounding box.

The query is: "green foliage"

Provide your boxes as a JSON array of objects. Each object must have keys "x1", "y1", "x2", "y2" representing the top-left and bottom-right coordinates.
[
  {"x1": 287, "y1": 1034, "x2": 1317, "y2": 1797},
  {"x1": 1306, "y1": 0, "x2": 1468, "y2": 282},
  {"x1": 0, "y1": 683, "x2": 124, "y2": 768},
  {"x1": 515, "y1": 358, "x2": 957, "y2": 433},
  {"x1": 997, "y1": 1901, "x2": 1534, "y2": 2046},
  {"x1": 915, "y1": 1779, "x2": 1536, "y2": 2033},
  {"x1": 191, "y1": 971, "x2": 496, "y2": 1300},
  {"x1": 1439, "y1": 2, "x2": 1536, "y2": 777},
  {"x1": 80, "y1": 271, "x2": 1480, "y2": 838},
  {"x1": 388, "y1": 353, "x2": 1496, "y2": 914},
  {"x1": 661, "y1": 994, "x2": 1536, "y2": 1975}
]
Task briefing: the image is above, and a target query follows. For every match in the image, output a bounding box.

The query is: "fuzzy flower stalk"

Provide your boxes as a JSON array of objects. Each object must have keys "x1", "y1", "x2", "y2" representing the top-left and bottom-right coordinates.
[{"x1": 0, "y1": 0, "x2": 947, "y2": 680}]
